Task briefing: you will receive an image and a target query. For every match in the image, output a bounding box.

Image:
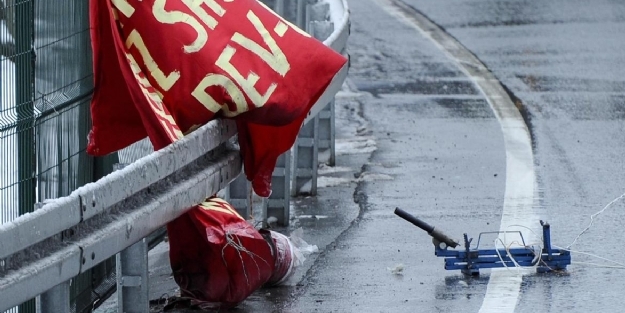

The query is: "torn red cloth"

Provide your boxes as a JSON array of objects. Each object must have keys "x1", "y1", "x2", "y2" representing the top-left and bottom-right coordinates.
[{"x1": 87, "y1": 0, "x2": 347, "y2": 196}]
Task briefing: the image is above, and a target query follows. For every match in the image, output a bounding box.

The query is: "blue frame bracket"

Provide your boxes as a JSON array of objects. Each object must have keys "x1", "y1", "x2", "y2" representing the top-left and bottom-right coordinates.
[{"x1": 395, "y1": 208, "x2": 571, "y2": 275}]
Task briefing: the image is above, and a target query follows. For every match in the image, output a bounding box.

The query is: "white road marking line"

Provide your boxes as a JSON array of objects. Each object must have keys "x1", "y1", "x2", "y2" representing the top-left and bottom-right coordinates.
[{"x1": 371, "y1": 0, "x2": 539, "y2": 312}]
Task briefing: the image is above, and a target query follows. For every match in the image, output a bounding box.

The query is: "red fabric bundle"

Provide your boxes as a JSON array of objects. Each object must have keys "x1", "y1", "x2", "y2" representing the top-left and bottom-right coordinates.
[
  {"x1": 87, "y1": 0, "x2": 347, "y2": 196},
  {"x1": 167, "y1": 198, "x2": 284, "y2": 308}
]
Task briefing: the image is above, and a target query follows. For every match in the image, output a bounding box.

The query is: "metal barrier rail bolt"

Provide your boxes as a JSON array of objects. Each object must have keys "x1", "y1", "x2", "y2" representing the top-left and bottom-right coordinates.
[{"x1": 0, "y1": 0, "x2": 350, "y2": 312}]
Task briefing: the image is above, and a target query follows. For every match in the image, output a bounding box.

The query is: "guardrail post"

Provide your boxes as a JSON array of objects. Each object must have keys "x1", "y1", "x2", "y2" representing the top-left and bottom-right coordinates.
[
  {"x1": 291, "y1": 1, "x2": 335, "y2": 196},
  {"x1": 291, "y1": 115, "x2": 320, "y2": 196},
  {"x1": 318, "y1": 100, "x2": 336, "y2": 166},
  {"x1": 295, "y1": 0, "x2": 307, "y2": 29},
  {"x1": 308, "y1": 14, "x2": 336, "y2": 166},
  {"x1": 265, "y1": 151, "x2": 291, "y2": 226},
  {"x1": 228, "y1": 174, "x2": 252, "y2": 218},
  {"x1": 228, "y1": 151, "x2": 291, "y2": 227},
  {"x1": 274, "y1": 0, "x2": 285, "y2": 16},
  {"x1": 38, "y1": 281, "x2": 70, "y2": 313},
  {"x1": 117, "y1": 238, "x2": 149, "y2": 313}
]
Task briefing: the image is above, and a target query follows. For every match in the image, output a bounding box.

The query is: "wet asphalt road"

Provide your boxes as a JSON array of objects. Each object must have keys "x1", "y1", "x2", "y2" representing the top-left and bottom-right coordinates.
[
  {"x1": 395, "y1": 0, "x2": 625, "y2": 312},
  {"x1": 287, "y1": 0, "x2": 625, "y2": 312},
  {"x1": 97, "y1": 0, "x2": 625, "y2": 312}
]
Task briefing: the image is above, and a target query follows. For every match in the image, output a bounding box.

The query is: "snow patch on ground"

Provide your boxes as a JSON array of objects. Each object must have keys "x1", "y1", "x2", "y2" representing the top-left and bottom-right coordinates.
[
  {"x1": 317, "y1": 176, "x2": 354, "y2": 189},
  {"x1": 302, "y1": 170, "x2": 395, "y2": 192},
  {"x1": 358, "y1": 173, "x2": 393, "y2": 182},
  {"x1": 336, "y1": 90, "x2": 365, "y2": 99},
  {"x1": 318, "y1": 148, "x2": 331, "y2": 164},
  {"x1": 336, "y1": 137, "x2": 377, "y2": 155},
  {"x1": 318, "y1": 164, "x2": 354, "y2": 175},
  {"x1": 298, "y1": 215, "x2": 329, "y2": 219}
]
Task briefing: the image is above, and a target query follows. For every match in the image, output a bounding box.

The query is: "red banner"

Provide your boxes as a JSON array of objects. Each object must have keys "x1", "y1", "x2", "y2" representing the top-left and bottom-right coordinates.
[
  {"x1": 88, "y1": 0, "x2": 347, "y2": 196},
  {"x1": 87, "y1": 1, "x2": 344, "y2": 307}
]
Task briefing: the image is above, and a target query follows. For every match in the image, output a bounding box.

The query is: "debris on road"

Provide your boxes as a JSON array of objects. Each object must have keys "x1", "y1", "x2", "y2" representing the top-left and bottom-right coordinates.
[
  {"x1": 290, "y1": 227, "x2": 320, "y2": 255},
  {"x1": 387, "y1": 263, "x2": 405, "y2": 275},
  {"x1": 394, "y1": 208, "x2": 571, "y2": 275}
]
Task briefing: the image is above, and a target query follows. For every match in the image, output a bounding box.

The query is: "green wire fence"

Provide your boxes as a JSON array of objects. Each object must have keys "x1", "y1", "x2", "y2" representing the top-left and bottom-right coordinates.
[{"x1": 0, "y1": 0, "x2": 130, "y2": 312}]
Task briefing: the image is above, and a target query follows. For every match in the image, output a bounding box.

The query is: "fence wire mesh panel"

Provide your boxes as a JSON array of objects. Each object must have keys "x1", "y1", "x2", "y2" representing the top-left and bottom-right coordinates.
[
  {"x1": 1, "y1": 0, "x2": 36, "y2": 311},
  {"x1": 0, "y1": 0, "x2": 116, "y2": 312}
]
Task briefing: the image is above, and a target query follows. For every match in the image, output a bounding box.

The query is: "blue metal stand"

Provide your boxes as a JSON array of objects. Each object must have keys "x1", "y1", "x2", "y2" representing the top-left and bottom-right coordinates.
[{"x1": 395, "y1": 208, "x2": 571, "y2": 275}]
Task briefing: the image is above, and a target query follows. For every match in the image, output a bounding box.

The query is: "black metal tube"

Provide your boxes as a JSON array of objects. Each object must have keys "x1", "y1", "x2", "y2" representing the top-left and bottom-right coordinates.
[
  {"x1": 429, "y1": 228, "x2": 459, "y2": 248},
  {"x1": 394, "y1": 208, "x2": 459, "y2": 248},
  {"x1": 394, "y1": 208, "x2": 435, "y2": 233}
]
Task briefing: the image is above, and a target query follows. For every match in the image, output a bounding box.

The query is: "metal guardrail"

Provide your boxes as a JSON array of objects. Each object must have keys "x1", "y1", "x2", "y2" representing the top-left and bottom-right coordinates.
[
  {"x1": 0, "y1": 0, "x2": 350, "y2": 311},
  {"x1": 0, "y1": 119, "x2": 240, "y2": 310}
]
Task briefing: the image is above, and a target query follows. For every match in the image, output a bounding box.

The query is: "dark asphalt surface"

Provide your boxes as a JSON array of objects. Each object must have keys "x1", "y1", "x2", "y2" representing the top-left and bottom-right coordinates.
[
  {"x1": 97, "y1": 0, "x2": 625, "y2": 312},
  {"x1": 293, "y1": 0, "x2": 625, "y2": 311},
  {"x1": 401, "y1": 0, "x2": 625, "y2": 311}
]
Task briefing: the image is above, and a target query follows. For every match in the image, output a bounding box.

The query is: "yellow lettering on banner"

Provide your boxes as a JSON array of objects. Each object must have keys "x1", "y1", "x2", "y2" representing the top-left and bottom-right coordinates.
[
  {"x1": 256, "y1": 1, "x2": 311, "y2": 38},
  {"x1": 153, "y1": 0, "x2": 208, "y2": 53},
  {"x1": 216, "y1": 45, "x2": 277, "y2": 108},
  {"x1": 181, "y1": 0, "x2": 225, "y2": 30},
  {"x1": 127, "y1": 54, "x2": 154, "y2": 91},
  {"x1": 126, "y1": 53, "x2": 183, "y2": 140},
  {"x1": 200, "y1": 200, "x2": 243, "y2": 219},
  {"x1": 231, "y1": 10, "x2": 290, "y2": 76},
  {"x1": 191, "y1": 73, "x2": 247, "y2": 116},
  {"x1": 111, "y1": 0, "x2": 135, "y2": 18},
  {"x1": 125, "y1": 29, "x2": 181, "y2": 91},
  {"x1": 274, "y1": 22, "x2": 288, "y2": 37}
]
